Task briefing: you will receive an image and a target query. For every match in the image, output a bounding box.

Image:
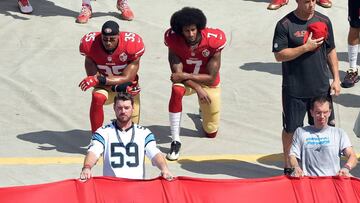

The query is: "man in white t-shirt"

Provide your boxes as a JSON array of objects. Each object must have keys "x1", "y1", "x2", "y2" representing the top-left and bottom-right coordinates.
[
  {"x1": 80, "y1": 92, "x2": 173, "y2": 180},
  {"x1": 289, "y1": 96, "x2": 357, "y2": 177}
]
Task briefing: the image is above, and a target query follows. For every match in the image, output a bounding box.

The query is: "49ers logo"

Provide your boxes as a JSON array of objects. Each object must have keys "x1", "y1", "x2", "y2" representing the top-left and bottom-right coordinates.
[
  {"x1": 293, "y1": 30, "x2": 307, "y2": 38},
  {"x1": 202, "y1": 49, "x2": 210, "y2": 57},
  {"x1": 119, "y1": 52, "x2": 128, "y2": 62}
]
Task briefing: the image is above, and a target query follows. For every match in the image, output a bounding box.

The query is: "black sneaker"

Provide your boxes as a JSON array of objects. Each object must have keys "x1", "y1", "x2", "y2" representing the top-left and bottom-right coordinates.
[
  {"x1": 284, "y1": 168, "x2": 294, "y2": 176},
  {"x1": 166, "y1": 141, "x2": 181, "y2": 161},
  {"x1": 341, "y1": 69, "x2": 359, "y2": 88}
]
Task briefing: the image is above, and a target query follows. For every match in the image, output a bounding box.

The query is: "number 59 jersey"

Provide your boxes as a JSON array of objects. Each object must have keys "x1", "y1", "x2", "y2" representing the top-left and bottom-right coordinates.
[
  {"x1": 88, "y1": 122, "x2": 161, "y2": 179},
  {"x1": 79, "y1": 31, "x2": 145, "y2": 80},
  {"x1": 164, "y1": 28, "x2": 226, "y2": 86}
]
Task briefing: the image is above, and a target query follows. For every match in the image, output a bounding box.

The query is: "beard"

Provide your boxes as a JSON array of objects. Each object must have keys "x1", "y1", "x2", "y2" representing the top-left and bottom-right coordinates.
[{"x1": 117, "y1": 114, "x2": 131, "y2": 123}]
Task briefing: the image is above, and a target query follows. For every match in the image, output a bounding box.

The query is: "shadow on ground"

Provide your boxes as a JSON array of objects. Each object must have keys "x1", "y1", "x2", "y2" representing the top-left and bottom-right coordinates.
[
  {"x1": 16, "y1": 113, "x2": 203, "y2": 156},
  {"x1": 179, "y1": 158, "x2": 282, "y2": 178},
  {"x1": 17, "y1": 129, "x2": 90, "y2": 154},
  {"x1": 334, "y1": 93, "x2": 360, "y2": 108}
]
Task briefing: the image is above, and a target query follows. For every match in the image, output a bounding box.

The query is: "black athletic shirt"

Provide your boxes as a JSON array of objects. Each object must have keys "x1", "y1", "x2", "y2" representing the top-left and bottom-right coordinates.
[{"x1": 272, "y1": 11, "x2": 335, "y2": 98}]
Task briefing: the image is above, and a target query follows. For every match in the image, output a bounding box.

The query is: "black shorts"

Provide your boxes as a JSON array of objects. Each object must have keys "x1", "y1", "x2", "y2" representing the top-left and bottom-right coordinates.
[
  {"x1": 282, "y1": 92, "x2": 335, "y2": 133},
  {"x1": 348, "y1": 0, "x2": 360, "y2": 28}
]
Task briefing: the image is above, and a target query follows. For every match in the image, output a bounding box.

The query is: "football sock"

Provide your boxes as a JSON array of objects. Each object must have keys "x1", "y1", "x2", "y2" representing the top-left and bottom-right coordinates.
[
  {"x1": 90, "y1": 92, "x2": 107, "y2": 133},
  {"x1": 348, "y1": 44, "x2": 358, "y2": 70},
  {"x1": 169, "y1": 112, "x2": 181, "y2": 142}
]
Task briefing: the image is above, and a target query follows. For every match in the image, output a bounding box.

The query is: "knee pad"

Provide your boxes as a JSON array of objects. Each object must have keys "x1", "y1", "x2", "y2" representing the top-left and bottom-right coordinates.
[{"x1": 169, "y1": 85, "x2": 186, "y2": 113}]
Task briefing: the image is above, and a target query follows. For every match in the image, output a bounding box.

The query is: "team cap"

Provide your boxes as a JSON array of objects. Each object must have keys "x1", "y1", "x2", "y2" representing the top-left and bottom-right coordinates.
[
  {"x1": 101, "y1": 20, "x2": 120, "y2": 36},
  {"x1": 303, "y1": 21, "x2": 328, "y2": 44}
]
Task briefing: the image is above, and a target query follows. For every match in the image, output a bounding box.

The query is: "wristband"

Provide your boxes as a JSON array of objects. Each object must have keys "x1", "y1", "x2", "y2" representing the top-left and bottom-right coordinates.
[
  {"x1": 97, "y1": 75, "x2": 107, "y2": 85},
  {"x1": 111, "y1": 82, "x2": 132, "y2": 92},
  {"x1": 82, "y1": 164, "x2": 92, "y2": 170}
]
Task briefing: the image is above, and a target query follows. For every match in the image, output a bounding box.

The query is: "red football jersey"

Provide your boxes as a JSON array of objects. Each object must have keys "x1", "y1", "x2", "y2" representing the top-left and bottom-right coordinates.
[
  {"x1": 80, "y1": 31, "x2": 145, "y2": 83},
  {"x1": 164, "y1": 28, "x2": 226, "y2": 86}
]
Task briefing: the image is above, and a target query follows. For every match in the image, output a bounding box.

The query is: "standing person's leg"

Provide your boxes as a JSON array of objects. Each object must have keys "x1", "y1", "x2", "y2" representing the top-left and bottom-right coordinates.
[
  {"x1": 117, "y1": 0, "x2": 134, "y2": 21},
  {"x1": 281, "y1": 130, "x2": 294, "y2": 175},
  {"x1": 76, "y1": 0, "x2": 92, "y2": 24},
  {"x1": 342, "y1": 0, "x2": 360, "y2": 88},
  {"x1": 282, "y1": 92, "x2": 307, "y2": 175},
  {"x1": 267, "y1": 0, "x2": 288, "y2": 10},
  {"x1": 316, "y1": 0, "x2": 332, "y2": 8}
]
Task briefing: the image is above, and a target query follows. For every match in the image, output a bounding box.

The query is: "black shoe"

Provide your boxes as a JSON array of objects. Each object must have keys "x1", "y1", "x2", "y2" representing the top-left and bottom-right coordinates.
[
  {"x1": 166, "y1": 141, "x2": 181, "y2": 161},
  {"x1": 284, "y1": 168, "x2": 294, "y2": 176},
  {"x1": 341, "y1": 69, "x2": 359, "y2": 88}
]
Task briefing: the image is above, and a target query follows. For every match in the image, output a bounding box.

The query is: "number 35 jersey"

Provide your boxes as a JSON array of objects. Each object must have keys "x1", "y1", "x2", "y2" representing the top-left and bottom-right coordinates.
[
  {"x1": 88, "y1": 121, "x2": 161, "y2": 179},
  {"x1": 164, "y1": 28, "x2": 226, "y2": 86},
  {"x1": 79, "y1": 32, "x2": 145, "y2": 83}
]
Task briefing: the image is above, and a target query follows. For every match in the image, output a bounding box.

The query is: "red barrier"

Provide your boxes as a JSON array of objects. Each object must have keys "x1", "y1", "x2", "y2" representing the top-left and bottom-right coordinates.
[{"x1": 1, "y1": 176, "x2": 360, "y2": 203}]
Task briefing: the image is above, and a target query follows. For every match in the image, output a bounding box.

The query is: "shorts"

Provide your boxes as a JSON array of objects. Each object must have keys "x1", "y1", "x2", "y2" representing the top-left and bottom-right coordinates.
[
  {"x1": 348, "y1": 0, "x2": 360, "y2": 28},
  {"x1": 282, "y1": 91, "x2": 335, "y2": 133}
]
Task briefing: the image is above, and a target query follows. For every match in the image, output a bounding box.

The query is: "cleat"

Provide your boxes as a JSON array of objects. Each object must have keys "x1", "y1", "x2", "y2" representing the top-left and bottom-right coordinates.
[
  {"x1": 117, "y1": 0, "x2": 134, "y2": 21},
  {"x1": 76, "y1": 4, "x2": 92, "y2": 24},
  {"x1": 18, "y1": 0, "x2": 33, "y2": 14},
  {"x1": 316, "y1": 0, "x2": 332, "y2": 8},
  {"x1": 341, "y1": 69, "x2": 359, "y2": 88},
  {"x1": 166, "y1": 141, "x2": 181, "y2": 161},
  {"x1": 267, "y1": 0, "x2": 288, "y2": 10},
  {"x1": 205, "y1": 131, "x2": 217, "y2": 138}
]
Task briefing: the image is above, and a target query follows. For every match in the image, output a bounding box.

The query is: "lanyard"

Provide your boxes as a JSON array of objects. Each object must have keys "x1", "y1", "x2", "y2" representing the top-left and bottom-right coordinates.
[{"x1": 113, "y1": 120, "x2": 135, "y2": 146}]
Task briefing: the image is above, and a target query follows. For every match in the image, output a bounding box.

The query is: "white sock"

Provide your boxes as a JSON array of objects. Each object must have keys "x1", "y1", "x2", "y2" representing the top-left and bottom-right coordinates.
[
  {"x1": 348, "y1": 44, "x2": 359, "y2": 70},
  {"x1": 82, "y1": 0, "x2": 91, "y2": 6},
  {"x1": 169, "y1": 112, "x2": 181, "y2": 142}
]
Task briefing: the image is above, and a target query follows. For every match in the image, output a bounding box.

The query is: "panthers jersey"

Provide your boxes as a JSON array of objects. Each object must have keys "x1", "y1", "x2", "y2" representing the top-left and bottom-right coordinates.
[
  {"x1": 79, "y1": 31, "x2": 145, "y2": 84},
  {"x1": 88, "y1": 121, "x2": 161, "y2": 179},
  {"x1": 164, "y1": 28, "x2": 226, "y2": 86}
]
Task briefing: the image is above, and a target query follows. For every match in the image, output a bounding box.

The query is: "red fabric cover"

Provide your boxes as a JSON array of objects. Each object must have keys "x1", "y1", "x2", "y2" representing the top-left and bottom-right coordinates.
[{"x1": 1, "y1": 176, "x2": 360, "y2": 203}]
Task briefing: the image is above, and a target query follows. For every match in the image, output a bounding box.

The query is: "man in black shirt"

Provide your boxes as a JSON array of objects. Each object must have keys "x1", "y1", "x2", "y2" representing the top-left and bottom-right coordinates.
[{"x1": 272, "y1": 0, "x2": 341, "y2": 175}]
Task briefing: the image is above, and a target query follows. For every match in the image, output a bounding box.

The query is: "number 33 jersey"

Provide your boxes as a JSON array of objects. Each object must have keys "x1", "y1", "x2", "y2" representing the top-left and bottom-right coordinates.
[
  {"x1": 79, "y1": 32, "x2": 145, "y2": 82},
  {"x1": 88, "y1": 121, "x2": 161, "y2": 179},
  {"x1": 164, "y1": 28, "x2": 226, "y2": 86}
]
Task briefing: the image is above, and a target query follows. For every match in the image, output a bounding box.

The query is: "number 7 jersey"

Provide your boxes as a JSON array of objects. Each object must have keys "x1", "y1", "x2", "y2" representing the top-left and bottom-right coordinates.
[{"x1": 164, "y1": 28, "x2": 226, "y2": 86}]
